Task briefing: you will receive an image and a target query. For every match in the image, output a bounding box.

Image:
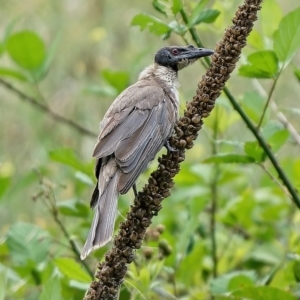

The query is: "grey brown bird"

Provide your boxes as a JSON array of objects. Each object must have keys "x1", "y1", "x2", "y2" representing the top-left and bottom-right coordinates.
[{"x1": 81, "y1": 45, "x2": 214, "y2": 259}]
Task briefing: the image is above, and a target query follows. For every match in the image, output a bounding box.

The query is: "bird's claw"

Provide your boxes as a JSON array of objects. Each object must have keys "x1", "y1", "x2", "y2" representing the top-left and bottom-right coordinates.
[{"x1": 164, "y1": 140, "x2": 178, "y2": 153}]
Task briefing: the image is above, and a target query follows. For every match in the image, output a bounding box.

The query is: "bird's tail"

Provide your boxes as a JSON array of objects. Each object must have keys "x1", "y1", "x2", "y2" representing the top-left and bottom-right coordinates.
[{"x1": 80, "y1": 171, "x2": 120, "y2": 260}]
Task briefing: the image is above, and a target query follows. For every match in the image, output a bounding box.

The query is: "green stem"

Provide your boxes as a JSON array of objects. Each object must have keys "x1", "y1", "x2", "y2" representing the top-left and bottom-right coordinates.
[
  {"x1": 179, "y1": 8, "x2": 300, "y2": 209},
  {"x1": 257, "y1": 71, "x2": 281, "y2": 129}
]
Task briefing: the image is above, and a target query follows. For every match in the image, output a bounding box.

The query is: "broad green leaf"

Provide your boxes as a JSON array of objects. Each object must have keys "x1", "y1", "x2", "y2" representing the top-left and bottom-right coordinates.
[
  {"x1": 84, "y1": 85, "x2": 117, "y2": 97},
  {"x1": 294, "y1": 68, "x2": 300, "y2": 82},
  {"x1": 152, "y1": 0, "x2": 168, "y2": 16},
  {"x1": 203, "y1": 154, "x2": 255, "y2": 164},
  {"x1": 6, "y1": 222, "x2": 50, "y2": 265},
  {"x1": 172, "y1": 0, "x2": 182, "y2": 15},
  {"x1": 247, "y1": 29, "x2": 265, "y2": 50},
  {"x1": 262, "y1": 121, "x2": 289, "y2": 152},
  {"x1": 245, "y1": 244, "x2": 283, "y2": 265},
  {"x1": 233, "y1": 286, "x2": 297, "y2": 300},
  {"x1": 57, "y1": 199, "x2": 89, "y2": 218},
  {"x1": 6, "y1": 31, "x2": 46, "y2": 70},
  {"x1": 0, "y1": 68, "x2": 28, "y2": 81},
  {"x1": 261, "y1": 0, "x2": 282, "y2": 36},
  {"x1": 102, "y1": 69, "x2": 130, "y2": 94},
  {"x1": 273, "y1": 7, "x2": 300, "y2": 64},
  {"x1": 54, "y1": 257, "x2": 92, "y2": 283},
  {"x1": 49, "y1": 148, "x2": 93, "y2": 177},
  {"x1": 131, "y1": 13, "x2": 170, "y2": 36},
  {"x1": 293, "y1": 261, "x2": 300, "y2": 282},
  {"x1": 210, "y1": 271, "x2": 256, "y2": 295},
  {"x1": 39, "y1": 276, "x2": 62, "y2": 300},
  {"x1": 189, "y1": 9, "x2": 220, "y2": 27},
  {"x1": 239, "y1": 50, "x2": 279, "y2": 78},
  {"x1": 188, "y1": 0, "x2": 210, "y2": 27},
  {"x1": 168, "y1": 21, "x2": 187, "y2": 35},
  {"x1": 244, "y1": 141, "x2": 265, "y2": 162},
  {"x1": 228, "y1": 275, "x2": 255, "y2": 292},
  {"x1": 241, "y1": 92, "x2": 268, "y2": 124},
  {"x1": 32, "y1": 32, "x2": 61, "y2": 82}
]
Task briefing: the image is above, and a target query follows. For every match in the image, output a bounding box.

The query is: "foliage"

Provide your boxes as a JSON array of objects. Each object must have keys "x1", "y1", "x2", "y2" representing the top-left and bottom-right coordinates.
[{"x1": 1, "y1": 0, "x2": 300, "y2": 299}]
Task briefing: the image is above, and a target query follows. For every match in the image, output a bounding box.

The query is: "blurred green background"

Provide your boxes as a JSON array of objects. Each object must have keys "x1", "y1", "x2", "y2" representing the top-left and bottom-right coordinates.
[{"x1": 1, "y1": 0, "x2": 300, "y2": 299}]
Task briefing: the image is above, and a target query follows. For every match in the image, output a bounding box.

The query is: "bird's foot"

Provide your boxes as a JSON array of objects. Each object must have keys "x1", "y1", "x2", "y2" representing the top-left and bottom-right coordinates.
[
  {"x1": 133, "y1": 183, "x2": 138, "y2": 198},
  {"x1": 164, "y1": 140, "x2": 178, "y2": 153}
]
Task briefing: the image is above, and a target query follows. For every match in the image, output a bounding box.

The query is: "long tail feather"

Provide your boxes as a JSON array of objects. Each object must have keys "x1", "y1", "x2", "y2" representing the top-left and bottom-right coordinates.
[{"x1": 80, "y1": 171, "x2": 119, "y2": 260}]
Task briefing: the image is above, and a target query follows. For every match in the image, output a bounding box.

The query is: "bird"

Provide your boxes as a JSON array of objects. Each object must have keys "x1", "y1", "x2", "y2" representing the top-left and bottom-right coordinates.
[{"x1": 80, "y1": 45, "x2": 214, "y2": 260}]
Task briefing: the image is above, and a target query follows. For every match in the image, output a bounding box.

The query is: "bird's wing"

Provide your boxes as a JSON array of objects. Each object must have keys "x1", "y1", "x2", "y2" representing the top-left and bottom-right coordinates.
[{"x1": 92, "y1": 81, "x2": 177, "y2": 194}]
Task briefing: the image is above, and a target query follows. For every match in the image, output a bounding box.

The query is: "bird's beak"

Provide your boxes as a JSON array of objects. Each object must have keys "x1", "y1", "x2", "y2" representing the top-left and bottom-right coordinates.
[{"x1": 181, "y1": 46, "x2": 214, "y2": 60}]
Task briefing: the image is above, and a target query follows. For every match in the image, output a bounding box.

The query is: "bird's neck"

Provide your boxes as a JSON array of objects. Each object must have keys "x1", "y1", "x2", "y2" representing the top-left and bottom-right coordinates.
[
  {"x1": 138, "y1": 63, "x2": 180, "y2": 109},
  {"x1": 138, "y1": 63, "x2": 179, "y2": 90}
]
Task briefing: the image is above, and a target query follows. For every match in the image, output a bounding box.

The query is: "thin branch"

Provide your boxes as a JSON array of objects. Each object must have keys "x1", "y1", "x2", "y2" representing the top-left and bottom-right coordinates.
[
  {"x1": 52, "y1": 211, "x2": 94, "y2": 278},
  {"x1": 179, "y1": 6, "x2": 300, "y2": 210},
  {"x1": 257, "y1": 71, "x2": 281, "y2": 129},
  {"x1": 258, "y1": 163, "x2": 290, "y2": 197},
  {"x1": 252, "y1": 78, "x2": 300, "y2": 146},
  {"x1": 0, "y1": 78, "x2": 98, "y2": 138},
  {"x1": 210, "y1": 108, "x2": 219, "y2": 280}
]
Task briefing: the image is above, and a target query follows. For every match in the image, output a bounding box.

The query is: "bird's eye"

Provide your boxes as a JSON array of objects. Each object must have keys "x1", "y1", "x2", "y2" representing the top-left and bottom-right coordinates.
[{"x1": 172, "y1": 49, "x2": 179, "y2": 55}]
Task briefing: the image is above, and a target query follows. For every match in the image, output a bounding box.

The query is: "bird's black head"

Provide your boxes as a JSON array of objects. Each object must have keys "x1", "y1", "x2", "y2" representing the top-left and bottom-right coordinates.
[{"x1": 154, "y1": 45, "x2": 214, "y2": 71}]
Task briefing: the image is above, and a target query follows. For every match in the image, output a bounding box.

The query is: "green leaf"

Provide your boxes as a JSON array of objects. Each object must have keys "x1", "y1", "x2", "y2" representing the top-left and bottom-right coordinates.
[
  {"x1": 32, "y1": 32, "x2": 61, "y2": 82},
  {"x1": 57, "y1": 199, "x2": 89, "y2": 218},
  {"x1": 83, "y1": 85, "x2": 117, "y2": 97},
  {"x1": 152, "y1": 0, "x2": 168, "y2": 16},
  {"x1": 54, "y1": 257, "x2": 92, "y2": 283},
  {"x1": 102, "y1": 69, "x2": 130, "y2": 94},
  {"x1": 241, "y1": 92, "x2": 268, "y2": 124},
  {"x1": 203, "y1": 154, "x2": 255, "y2": 164},
  {"x1": 260, "y1": 0, "x2": 282, "y2": 36},
  {"x1": 293, "y1": 261, "x2": 300, "y2": 282},
  {"x1": 228, "y1": 275, "x2": 255, "y2": 292},
  {"x1": 0, "y1": 68, "x2": 28, "y2": 81},
  {"x1": 247, "y1": 29, "x2": 265, "y2": 50},
  {"x1": 172, "y1": 0, "x2": 183, "y2": 15},
  {"x1": 273, "y1": 7, "x2": 300, "y2": 64},
  {"x1": 6, "y1": 31, "x2": 46, "y2": 70},
  {"x1": 189, "y1": 9, "x2": 220, "y2": 27},
  {"x1": 233, "y1": 286, "x2": 297, "y2": 300},
  {"x1": 262, "y1": 121, "x2": 290, "y2": 152},
  {"x1": 39, "y1": 276, "x2": 62, "y2": 300},
  {"x1": 210, "y1": 271, "x2": 256, "y2": 295},
  {"x1": 168, "y1": 21, "x2": 187, "y2": 35},
  {"x1": 244, "y1": 141, "x2": 265, "y2": 163},
  {"x1": 131, "y1": 13, "x2": 170, "y2": 36},
  {"x1": 188, "y1": 0, "x2": 209, "y2": 27},
  {"x1": 239, "y1": 50, "x2": 279, "y2": 78},
  {"x1": 294, "y1": 68, "x2": 300, "y2": 82},
  {"x1": 6, "y1": 222, "x2": 50, "y2": 265},
  {"x1": 49, "y1": 148, "x2": 93, "y2": 177}
]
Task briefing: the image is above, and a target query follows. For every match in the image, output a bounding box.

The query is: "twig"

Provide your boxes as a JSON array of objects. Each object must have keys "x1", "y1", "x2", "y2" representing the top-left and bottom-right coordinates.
[
  {"x1": 258, "y1": 163, "x2": 289, "y2": 197},
  {"x1": 84, "y1": 1, "x2": 264, "y2": 299},
  {"x1": 53, "y1": 210, "x2": 94, "y2": 278},
  {"x1": 210, "y1": 108, "x2": 219, "y2": 280},
  {"x1": 257, "y1": 70, "x2": 282, "y2": 129},
  {"x1": 252, "y1": 78, "x2": 300, "y2": 146},
  {"x1": 0, "y1": 78, "x2": 98, "y2": 138},
  {"x1": 34, "y1": 172, "x2": 94, "y2": 278},
  {"x1": 179, "y1": 6, "x2": 300, "y2": 210}
]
